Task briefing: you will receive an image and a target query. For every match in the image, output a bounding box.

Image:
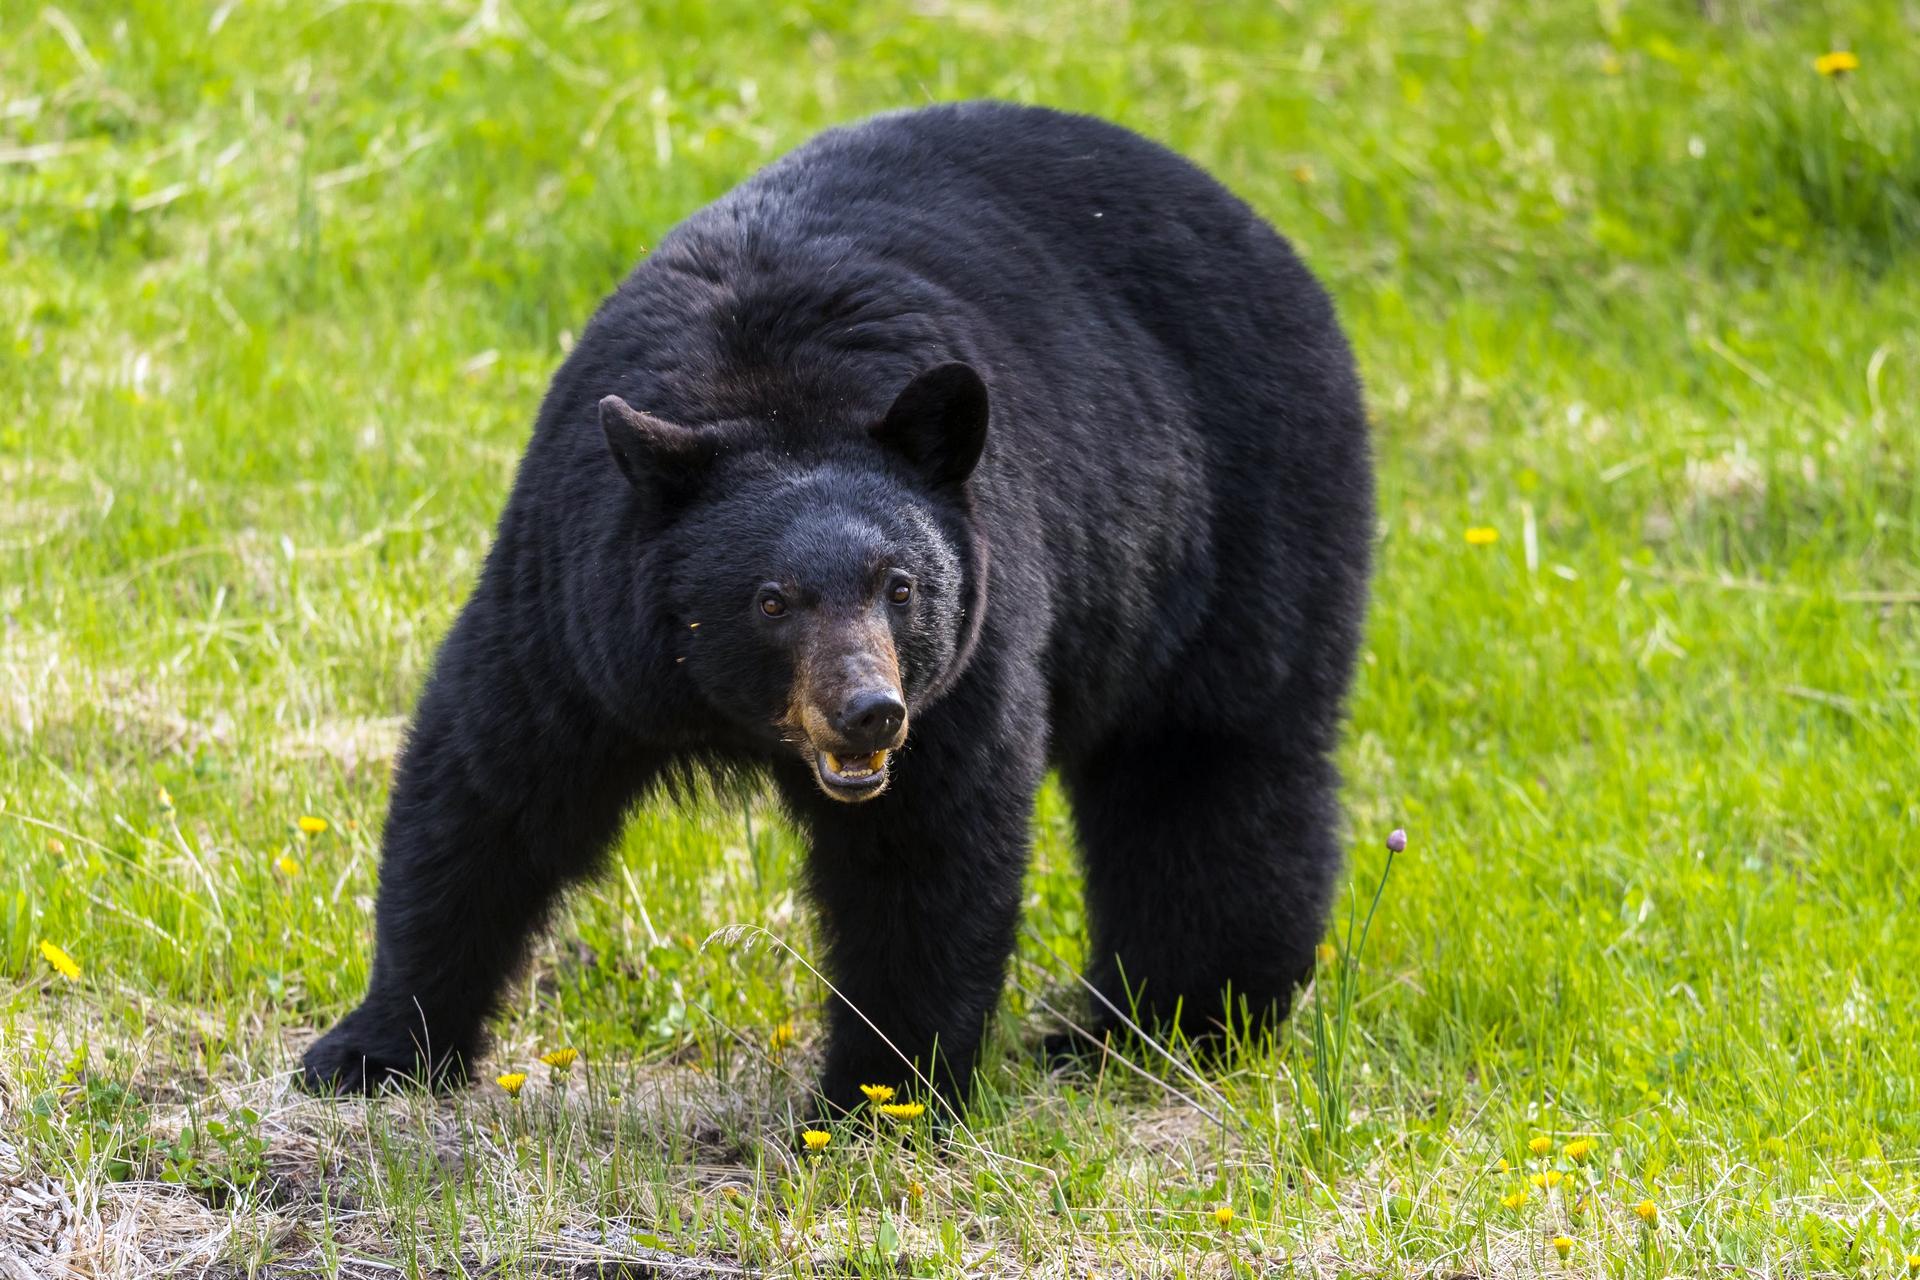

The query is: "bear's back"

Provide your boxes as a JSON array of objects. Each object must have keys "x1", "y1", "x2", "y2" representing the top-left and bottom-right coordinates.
[{"x1": 684, "y1": 101, "x2": 1331, "y2": 381}]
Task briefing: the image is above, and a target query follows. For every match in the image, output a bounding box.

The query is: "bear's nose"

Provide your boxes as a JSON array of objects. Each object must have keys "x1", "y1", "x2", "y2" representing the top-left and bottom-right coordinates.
[{"x1": 830, "y1": 688, "x2": 906, "y2": 751}]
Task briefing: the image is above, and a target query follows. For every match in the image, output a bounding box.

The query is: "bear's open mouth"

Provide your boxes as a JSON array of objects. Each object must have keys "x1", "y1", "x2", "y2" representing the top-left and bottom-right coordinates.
[{"x1": 814, "y1": 748, "x2": 890, "y2": 799}]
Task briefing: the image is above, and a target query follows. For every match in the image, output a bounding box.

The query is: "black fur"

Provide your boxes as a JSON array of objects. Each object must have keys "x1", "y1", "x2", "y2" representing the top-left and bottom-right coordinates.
[{"x1": 301, "y1": 102, "x2": 1373, "y2": 1112}]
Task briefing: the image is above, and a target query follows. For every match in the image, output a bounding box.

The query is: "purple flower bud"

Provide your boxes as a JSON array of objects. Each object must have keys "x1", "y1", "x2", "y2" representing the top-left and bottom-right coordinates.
[{"x1": 1386, "y1": 827, "x2": 1407, "y2": 854}]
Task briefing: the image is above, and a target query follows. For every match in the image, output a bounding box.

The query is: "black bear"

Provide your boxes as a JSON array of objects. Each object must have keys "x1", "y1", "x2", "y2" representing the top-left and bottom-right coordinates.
[{"x1": 301, "y1": 101, "x2": 1373, "y2": 1112}]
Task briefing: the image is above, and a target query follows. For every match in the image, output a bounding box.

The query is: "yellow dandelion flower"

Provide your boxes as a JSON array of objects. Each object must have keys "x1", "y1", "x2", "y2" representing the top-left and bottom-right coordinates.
[
  {"x1": 1528, "y1": 1135, "x2": 1552, "y2": 1157},
  {"x1": 540, "y1": 1047, "x2": 579, "y2": 1071},
  {"x1": 1466, "y1": 526, "x2": 1500, "y2": 546},
  {"x1": 1563, "y1": 1138, "x2": 1592, "y2": 1161},
  {"x1": 877, "y1": 1101, "x2": 925, "y2": 1119},
  {"x1": 1315, "y1": 942, "x2": 1337, "y2": 966},
  {"x1": 158, "y1": 785, "x2": 174, "y2": 809},
  {"x1": 39, "y1": 940, "x2": 81, "y2": 981},
  {"x1": 1813, "y1": 51, "x2": 1859, "y2": 76},
  {"x1": 1904, "y1": 1254, "x2": 1919, "y2": 1275},
  {"x1": 275, "y1": 854, "x2": 301, "y2": 877},
  {"x1": 769, "y1": 1022, "x2": 795, "y2": 1051},
  {"x1": 860, "y1": 1083, "x2": 896, "y2": 1103},
  {"x1": 45, "y1": 837, "x2": 64, "y2": 854},
  {"x1": 801, "y1": 1129, "x2": 830, "y2": 1151},
  {"x1": 495, "y1": 1071, "x2": 527, "y2": 1097},
  {"x1": 907, "y1": 1180, "x2": 925, "y2": 1202},
  {"x1": 298, "y1": 815, "x2": 328, "y2": 835},
  {"x1": 1496, "y1": 1157, "x2": 1511, "y2": 1173},
  {"x1": 1501, "y1": 1189, "x2": 1529, "y2": 1210},
  {"x1": 1529, "y1": 1170, "x2": 1564, "y2": 1189},
  {"x1": 1213, "y1": 1203, "x2": 1235, "y2": 1228},
  {"x1": 1633, "y1": 1198, "x2": 1658, "y2": 1224},
  {"x1": 1552, "y1": 1235, "x2": 1573, "y2": 1260}
]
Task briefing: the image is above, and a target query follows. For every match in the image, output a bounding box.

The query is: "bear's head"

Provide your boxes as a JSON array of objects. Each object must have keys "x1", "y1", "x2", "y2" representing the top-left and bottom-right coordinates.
[{"x1": 600, "y1": 362, "x2": 989, "y2": 802}]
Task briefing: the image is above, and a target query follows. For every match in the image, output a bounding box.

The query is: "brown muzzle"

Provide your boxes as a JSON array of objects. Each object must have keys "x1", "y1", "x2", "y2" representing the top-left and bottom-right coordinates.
[{"x1": 788, "y1": 611, "x2": 908, "y2": 801}]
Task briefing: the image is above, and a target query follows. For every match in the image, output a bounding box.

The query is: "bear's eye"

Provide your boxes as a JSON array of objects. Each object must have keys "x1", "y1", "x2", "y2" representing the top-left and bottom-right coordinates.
[
  {"x1": 758, "y1": 591, "x2": 788, "y2": 619},
  {"x1": 887, "y1": 577, "x2": 914, "y2": 607}
]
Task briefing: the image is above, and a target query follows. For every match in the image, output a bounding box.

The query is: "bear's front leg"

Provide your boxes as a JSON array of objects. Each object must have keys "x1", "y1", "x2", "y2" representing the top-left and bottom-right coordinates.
[
  {"x1": 302, "y1": 588, "x2": 656, "y2": 1094},
  {"x1": 780, "y1": 679, "x2": 1045, "y2": 1116}
]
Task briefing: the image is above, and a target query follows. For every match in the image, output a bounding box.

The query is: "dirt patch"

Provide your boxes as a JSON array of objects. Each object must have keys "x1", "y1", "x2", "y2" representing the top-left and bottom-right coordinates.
[{"x1": 276, "y1": 716, "x2": 405, "y2": 780}]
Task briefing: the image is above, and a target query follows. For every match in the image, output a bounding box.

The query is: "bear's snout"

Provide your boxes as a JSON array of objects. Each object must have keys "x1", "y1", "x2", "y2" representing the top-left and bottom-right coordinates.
[{"x1": 789, "y1": 616, "x2": 909, "y2": 802}]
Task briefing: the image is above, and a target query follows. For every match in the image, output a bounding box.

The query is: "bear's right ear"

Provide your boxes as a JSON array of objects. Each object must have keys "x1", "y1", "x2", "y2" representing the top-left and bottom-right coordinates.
[
  {"x1": 871, "y1": 362, "x2": 989, "y2": 489},
  {"x1": 599, "y1": 395, "x2": 711, "y2": 498}
]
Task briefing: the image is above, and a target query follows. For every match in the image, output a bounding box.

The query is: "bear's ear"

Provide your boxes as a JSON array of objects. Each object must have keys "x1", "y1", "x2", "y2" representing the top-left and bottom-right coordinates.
[
  {"x1": 870, "y1": 362, "x2": 989, "y2": 489},
  {"x1": 599, "y1": 395, "x2": 711, "y2": 498}
]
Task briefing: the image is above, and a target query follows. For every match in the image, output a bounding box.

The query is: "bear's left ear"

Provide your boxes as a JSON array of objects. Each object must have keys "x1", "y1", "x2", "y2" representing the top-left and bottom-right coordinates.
[{"x1": 871, "y1": 362, "x2": 989, "y2": 489}]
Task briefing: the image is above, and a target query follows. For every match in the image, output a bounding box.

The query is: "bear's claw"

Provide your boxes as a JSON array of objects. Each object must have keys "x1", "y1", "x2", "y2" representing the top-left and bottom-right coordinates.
[{"x1": 299, "y1": 1013, "x2": 467, "y2": 1095}]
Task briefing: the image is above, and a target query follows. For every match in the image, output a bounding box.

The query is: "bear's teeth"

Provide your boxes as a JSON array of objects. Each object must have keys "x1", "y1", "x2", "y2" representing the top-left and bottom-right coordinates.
[{"x1": 823, "y1": 750, "x2": 887, "y2": 779}]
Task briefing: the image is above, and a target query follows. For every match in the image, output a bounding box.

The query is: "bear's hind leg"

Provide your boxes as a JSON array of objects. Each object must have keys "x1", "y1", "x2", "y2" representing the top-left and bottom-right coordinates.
[{"x1": 1061, "y1": 729, "x2": 1343, "y2": 1051}]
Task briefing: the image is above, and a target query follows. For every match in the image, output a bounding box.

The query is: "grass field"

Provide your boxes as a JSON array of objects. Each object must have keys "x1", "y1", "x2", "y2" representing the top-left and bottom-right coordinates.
[{"x1": 4, "y1": 0, "x2": 1919, "y2": 1275}]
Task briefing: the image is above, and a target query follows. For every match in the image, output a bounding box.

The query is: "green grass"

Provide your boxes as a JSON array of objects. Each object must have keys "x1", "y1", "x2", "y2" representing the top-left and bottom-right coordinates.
[{"x1": 4, "y1": 0, "x2": 1918, "y2": 1274}]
